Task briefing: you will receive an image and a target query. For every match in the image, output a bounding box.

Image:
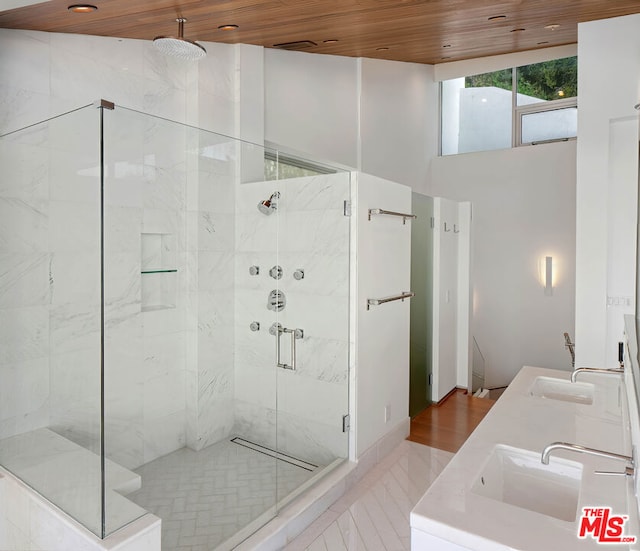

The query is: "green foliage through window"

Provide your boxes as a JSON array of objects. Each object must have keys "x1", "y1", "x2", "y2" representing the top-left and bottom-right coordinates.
[
  {"x1": 464, "y1": 57, "x2": 577, "y2": 102},
  {"x1": 517, "y1": 57, "x2": 577, "y2": 101},
  {"x1": 465, "y1": 69, "x2": 512, "y2": 92}
]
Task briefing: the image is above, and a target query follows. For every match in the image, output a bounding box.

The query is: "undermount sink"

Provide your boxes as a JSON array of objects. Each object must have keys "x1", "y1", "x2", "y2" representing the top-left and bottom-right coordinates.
[
  {"x1": 528, "y1": 376, "x2": 595, "y2": 405},
  {"x1": 471, "y1": 444, "x2": 583, "y2": 522}
]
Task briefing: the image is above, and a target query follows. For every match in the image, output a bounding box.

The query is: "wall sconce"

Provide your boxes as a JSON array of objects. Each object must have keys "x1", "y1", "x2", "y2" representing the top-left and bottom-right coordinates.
[{"x1": 544, "y1": 256, "x2": 553, "y2": 296}]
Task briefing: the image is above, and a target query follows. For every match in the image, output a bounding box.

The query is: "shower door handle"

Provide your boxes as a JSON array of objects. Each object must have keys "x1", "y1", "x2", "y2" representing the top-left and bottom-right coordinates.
[{"x1": 272, "y1": 324, "x2": 302, "y2": 371}]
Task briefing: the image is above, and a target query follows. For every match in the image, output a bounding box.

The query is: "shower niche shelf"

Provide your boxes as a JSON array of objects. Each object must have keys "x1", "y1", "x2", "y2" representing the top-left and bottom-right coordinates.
[{"x1": 141, "y1": 232, "x2": 177, "y2": 312}]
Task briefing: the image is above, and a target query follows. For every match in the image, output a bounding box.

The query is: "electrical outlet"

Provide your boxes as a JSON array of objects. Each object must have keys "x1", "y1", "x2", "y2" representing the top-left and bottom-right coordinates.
[{"x1": 384, "y1": 404, "x2": 391, "y2": 423}]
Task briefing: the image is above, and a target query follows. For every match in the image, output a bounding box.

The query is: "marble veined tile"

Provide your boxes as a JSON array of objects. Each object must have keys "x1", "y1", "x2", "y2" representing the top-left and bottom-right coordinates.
[
  {"x1": 0, "y1": 197, "x2": 48, "y2": 253},
  {"x1": 276, "y1": 411, "x2": 347, "y2": 466},
  {"x1": 282, "y1": 293, "x2": 349, "y2": 341},
  {"x1": 104, "y1": 206, "x2": 142, "y2": 254},
  {"x1": 0, "y1": 30, "x2": 51, "y2": 96},
  {"x1": 143, "y1": 165, "x2": 186, "y2": 212},
  {"x1": 197, "y1": 93, "x2": 237, "y2": 141},
  {"x1": 143, "y1": 208, "x2": 182, "y2": 238},
  {"x1": 276, "y1": 251, "x2": 350, "y2": 298},
  {"x1": 233, "y1": 400, "x2": 277, "y2": 451},
  {"x1": 49, "y1": 303, "x2": 100, "y2": 356},
  {"x1": 0, "y1": 138, "x2": 49, "y2": 201},
  {"x1": 49, "y1": 251, "x2": 100, "y2": 307},
  {"x1": 0, "y1": 357, "x2": 49, "y2": 426},
  {"x1": 0, "y1": 252, "x2": 50, "y2": 308},
  {"x1": 198, "y1": 211, "x2": 236, "y2": 252},
  {"x1": 194, "y1": 394, "x2": 235, "y2": 450},
  {"x1": 143, "y1": 43, "x2": 188, "y2": 91},
  {"x1": 48, "y1": 148, "x2": 101, "y2": 205},
  {"x1": 142, "y1": 88, "x2": 188, "y2": 128},
  {"x1": 281, "y1": 209, "x2": 349, "y2": 255},
  {"x1": 143, "y1": 409, "x2": 186, "y2": 464},
  {"x1": 292, "y1": 336, "x2": 349, "y2": 385},
  {"x1": 197, "y1": 42, "x2": 236, "y2": 100},
  {"x1": 276, "y1": 370, "x2": 347, "y2": 428},
  {"x1": 282, "y1": 173, "x2": 351, "y2": 213},
  {"x1": 143, "y1": 118, "x2": 188, "y2": 170},
  {"x1": 0, "y1": 84, "x2": 51, "y2": 137},
  {"x1": 0, "y1": 305, "x2": 48, "y2": 364},
  {"x1": 49, "y1": 349, "x2": 101, "y2": 427},
  {"x1": 48, "y1": 201, "x2": 100, "y2": 253},
  {"x1": 197, "y1": 249, "x2": 235, "y2": 287},
  {"x1": 50, "y1": 34, "x2": 146, "y2": 113}
]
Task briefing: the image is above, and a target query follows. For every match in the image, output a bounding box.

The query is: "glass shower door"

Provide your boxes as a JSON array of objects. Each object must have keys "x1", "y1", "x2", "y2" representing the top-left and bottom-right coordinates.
[{"x1": 273, "y1": 172, "x2": 352, "y2": 507}]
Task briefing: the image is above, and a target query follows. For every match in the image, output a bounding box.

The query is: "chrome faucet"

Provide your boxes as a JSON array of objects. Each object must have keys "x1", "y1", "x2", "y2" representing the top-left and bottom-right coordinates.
[
  {"x1": 571, "y1": 366, "x2": 623, "y2": 383},
  {"x1": 541, "y1": 442, "x2": 633, "y2": 475}
]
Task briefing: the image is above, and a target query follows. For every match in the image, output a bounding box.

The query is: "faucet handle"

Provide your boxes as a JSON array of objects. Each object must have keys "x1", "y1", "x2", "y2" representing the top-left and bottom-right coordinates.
[{"x1": 594, "y1": 466, "x2": 635, "y2": 477}]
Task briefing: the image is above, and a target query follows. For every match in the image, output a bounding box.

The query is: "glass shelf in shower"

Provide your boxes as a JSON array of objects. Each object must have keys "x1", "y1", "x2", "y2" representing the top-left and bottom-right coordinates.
[{"x1": 140, "y1": 269, "x2": 178, "y2": 274}]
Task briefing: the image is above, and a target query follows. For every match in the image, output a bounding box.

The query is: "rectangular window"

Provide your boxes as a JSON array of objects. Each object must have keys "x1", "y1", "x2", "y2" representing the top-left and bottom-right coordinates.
[
  {"x1": 441, "y1": 69, "x2": 512, "y2": 156},
  {"x1": 264, "y1": 151, "x2": 335, "y2": 181},
  {"x1": 440, "y1": 56, "x2": 577, "y2": 155}
]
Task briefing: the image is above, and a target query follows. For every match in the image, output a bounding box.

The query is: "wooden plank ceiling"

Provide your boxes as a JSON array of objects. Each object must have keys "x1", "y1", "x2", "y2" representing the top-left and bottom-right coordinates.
[{"x1": 1, "y1": 0, "x2": 640, "y2": 64}]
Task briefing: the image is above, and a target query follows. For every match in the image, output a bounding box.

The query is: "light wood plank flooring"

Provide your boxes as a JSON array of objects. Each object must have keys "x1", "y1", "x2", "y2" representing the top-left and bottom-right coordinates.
[{"x1": 408, "y1": 389, "x2": 496, "y2": 453}]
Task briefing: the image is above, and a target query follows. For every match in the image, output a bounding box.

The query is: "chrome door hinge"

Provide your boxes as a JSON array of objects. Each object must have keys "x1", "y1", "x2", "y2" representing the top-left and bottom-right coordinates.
[
  {"x1": 430, "y1": 216, "x2": 435, "y2": 229},
  {"x1": 342, "y1": 414, "x2": 351, "y2": 432},
  {"x1": 343, "y1": 200, "x2": 352, "y2": 216}
]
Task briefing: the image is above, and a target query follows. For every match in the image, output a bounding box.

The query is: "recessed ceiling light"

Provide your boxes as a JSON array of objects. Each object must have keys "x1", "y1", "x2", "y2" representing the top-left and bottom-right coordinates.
[
  {"x1": 544, "y1": 24, "x2": 561, "y2": 31},
  {"x1": 510, "y1": 28, "x2": 525, "y2": 32},
  {"x1": 218, "y1": 24, "x2": 238, "y2": 31},
  {"x1": 68, "y1": 4, "x2": 97, "y2": 12},
  {"x1": 488, "y1": 15, "x2": 507, "y2": 21},
  {"x1": 323, "y1": 39, "x2": 339, "y2": 44},
  {"x1": 376, "y1": 47, "x2": 389, "y2": 51}
]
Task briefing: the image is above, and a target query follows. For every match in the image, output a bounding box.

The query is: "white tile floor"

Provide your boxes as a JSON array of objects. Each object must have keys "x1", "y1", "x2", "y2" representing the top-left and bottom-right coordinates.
[
  {"x1": 284, "y1": 441, "x2": 454, "y2": 551},
  {"x1": 127, "y1": 438, "x2": 320, "y2": 551}
]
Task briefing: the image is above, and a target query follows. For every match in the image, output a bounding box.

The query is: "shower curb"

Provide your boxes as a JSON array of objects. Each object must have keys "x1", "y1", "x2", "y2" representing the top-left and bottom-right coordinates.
[{"x1": 235, "y1": 417, "x2": 410, "y2": 550}]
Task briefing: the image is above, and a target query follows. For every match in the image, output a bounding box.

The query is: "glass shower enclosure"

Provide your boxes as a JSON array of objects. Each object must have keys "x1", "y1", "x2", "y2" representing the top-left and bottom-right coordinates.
[{"x1": 0, "y1": 101, "x2": 351, "y2": 550}]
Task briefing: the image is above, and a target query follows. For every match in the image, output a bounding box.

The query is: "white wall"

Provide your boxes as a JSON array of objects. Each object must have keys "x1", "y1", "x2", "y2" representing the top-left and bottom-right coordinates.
[
  {"x1": 575, "y1": 14, "x2": 640, "y2": 369},
  {"x1": 264, "y1": 49, "x2": 438, "y2": 193},
  {"x1": 429, "y1": 141, "x2": 577, "y2": 387},
  {"x1": 264, "y1": 49, "x2": 359, "y2": 168},
  {"x1": 359, "y1": 58, "x2": 437, "y2": 194},
  {"x1": 355, "y1": 174, "x2": 411, "y2": 456}
]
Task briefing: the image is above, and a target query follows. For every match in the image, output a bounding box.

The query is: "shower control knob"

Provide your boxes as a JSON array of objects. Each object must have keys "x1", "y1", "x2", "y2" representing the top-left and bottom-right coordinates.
[
  {"x1": 249, "y1": 265, "x2": 260, "y2": 276},
  {"x1": 267, "y1": 289, "x2": 286, "y2": 312},
  {"x1": 249, "y1": 321, "x2": 260, "y2": 332},
  {"x1": 269, "y1": 322, "x2": 283, "y2": 336},
  {"x1": 269, "y1": 265, "x2": 283, "y2": 280},
  {"x1": 293, "y1": 269, "x2": 305, "y2": 280}
]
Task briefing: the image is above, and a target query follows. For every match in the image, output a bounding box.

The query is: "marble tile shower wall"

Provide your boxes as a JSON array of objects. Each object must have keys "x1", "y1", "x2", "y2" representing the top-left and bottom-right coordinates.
[
  {"x1": 0, "y1": 28, "x2": 241, "y2": 470},
  {"x1": 185, "y1": 135, "x2": 237, "y2": 452},
  {"x1": 234, "y1": 174, "x2": 351, "y2": 466}
]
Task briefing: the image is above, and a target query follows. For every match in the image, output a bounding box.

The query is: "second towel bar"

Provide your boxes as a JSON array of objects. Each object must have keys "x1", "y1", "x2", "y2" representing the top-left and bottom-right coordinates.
[
  {"x1": 368, "y1": 208, "x2": 416, "y2": 224},
  {"x1": 367, "y1": 291, "x2": 415, "y2": 310}
]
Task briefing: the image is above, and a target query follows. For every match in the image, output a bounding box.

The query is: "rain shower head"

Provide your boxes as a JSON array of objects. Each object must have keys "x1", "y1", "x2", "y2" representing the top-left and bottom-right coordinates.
[
  {"x1": 257, "y1": 192, "x2": 280, "y2": 215},
  {"x1": 154, "y1": 18, "x2": 207, "y2": 60}
]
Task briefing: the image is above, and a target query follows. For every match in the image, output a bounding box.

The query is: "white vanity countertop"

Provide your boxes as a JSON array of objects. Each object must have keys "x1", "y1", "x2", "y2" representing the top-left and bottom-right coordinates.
[{"x1": 410, "y1": 366, "x2": 638, "y2": 551}]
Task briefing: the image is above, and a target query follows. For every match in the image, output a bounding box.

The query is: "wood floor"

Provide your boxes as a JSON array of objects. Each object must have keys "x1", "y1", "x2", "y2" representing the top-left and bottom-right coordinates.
[{"x1": 408, "y1": 389, "x2": 496, "y2": 453}]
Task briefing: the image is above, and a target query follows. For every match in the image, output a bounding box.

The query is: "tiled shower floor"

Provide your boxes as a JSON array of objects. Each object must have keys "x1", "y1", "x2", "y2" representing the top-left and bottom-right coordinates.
[{"x1": 127, "y1": 438, "x2": 321, "y2": 550}]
